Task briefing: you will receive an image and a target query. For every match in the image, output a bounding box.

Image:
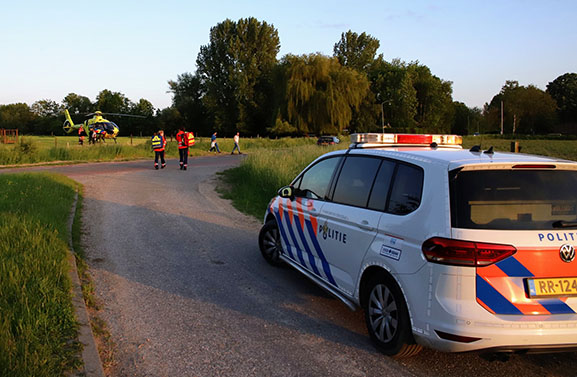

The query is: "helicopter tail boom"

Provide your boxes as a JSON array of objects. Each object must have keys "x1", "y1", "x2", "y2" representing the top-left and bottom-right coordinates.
[{"x1": 62, "y1": 109, "x2": 78, "y2": 134}]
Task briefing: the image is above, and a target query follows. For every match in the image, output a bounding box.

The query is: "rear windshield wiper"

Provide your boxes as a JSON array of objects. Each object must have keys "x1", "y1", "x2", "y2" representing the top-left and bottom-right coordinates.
[{"x1": 552, "y1": 220, "x2": 577, "y2": 228}]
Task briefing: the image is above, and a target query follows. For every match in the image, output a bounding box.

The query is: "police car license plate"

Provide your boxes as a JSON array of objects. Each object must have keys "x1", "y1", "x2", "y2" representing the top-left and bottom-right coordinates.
[{"x1": 527, "y1": 277, "x2": 577, "y2": 298}]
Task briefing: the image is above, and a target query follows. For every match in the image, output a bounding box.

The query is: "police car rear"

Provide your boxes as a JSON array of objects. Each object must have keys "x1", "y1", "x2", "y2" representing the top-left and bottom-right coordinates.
[
  {"x1": 259, "y1": 133, "x2": 577, "y2": 357},
  {"x1": 422, "y1": 156, "x2": 577, "y2": 354}
]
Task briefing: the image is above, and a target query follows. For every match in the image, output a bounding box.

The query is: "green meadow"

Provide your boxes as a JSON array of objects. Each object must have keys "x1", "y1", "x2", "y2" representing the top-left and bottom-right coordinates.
[
  {"x1": 2, "y1": 134, "x2": 576, "y2": 167},
  {"x1": 0, "y1": 135, "x2": 320, "y2": 165},
  {"x1": 461, "y1": 136, "x2": 577, "y2": 161},
  {"x1": 0, "y1": 173, "x2": 82, "y2": 376}
]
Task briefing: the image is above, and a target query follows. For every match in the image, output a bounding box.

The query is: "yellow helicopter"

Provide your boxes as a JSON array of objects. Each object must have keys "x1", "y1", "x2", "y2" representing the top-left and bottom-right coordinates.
[{"x1": 63, "y1": 109, "x2": 144, "y2": 143}]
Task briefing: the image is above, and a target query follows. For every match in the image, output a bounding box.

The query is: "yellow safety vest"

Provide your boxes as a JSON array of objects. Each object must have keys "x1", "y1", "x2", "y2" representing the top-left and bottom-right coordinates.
[{"x1": 187, "y1": 132, "x2": 195, "y2": 146}]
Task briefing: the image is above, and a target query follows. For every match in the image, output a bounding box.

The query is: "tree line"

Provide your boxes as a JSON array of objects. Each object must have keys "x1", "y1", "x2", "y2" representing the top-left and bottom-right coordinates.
[
  {"x1": 0, "y1": 90, "x2": 161, "y2": 136},
  {"x1": 1, "y1": 17, "x2": 576, "y2": 137}
]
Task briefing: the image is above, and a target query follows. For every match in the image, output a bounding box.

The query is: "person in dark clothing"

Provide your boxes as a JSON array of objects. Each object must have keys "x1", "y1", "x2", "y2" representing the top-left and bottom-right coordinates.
[{"x1": 209, "y1": 132, "x2": 221, "y2": 153}]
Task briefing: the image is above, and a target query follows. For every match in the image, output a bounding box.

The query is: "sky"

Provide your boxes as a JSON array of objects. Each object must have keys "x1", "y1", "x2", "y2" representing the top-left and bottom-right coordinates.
[{"x1": 1, "y1": 0, "x2": 575, "y2": 111}]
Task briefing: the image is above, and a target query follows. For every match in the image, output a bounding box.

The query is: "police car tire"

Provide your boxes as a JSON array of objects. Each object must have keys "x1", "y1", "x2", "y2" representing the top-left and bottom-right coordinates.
[
  {"x1": 363, "y1": 274, "x2": 422, "y2": 358},
  {"x1": 258, "y1": 220, "x2": 284, "y2": 267}
]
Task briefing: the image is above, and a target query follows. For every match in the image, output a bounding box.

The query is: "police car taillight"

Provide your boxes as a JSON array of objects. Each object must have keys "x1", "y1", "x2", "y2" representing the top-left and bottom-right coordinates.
[
  {"x1": 422, "y1": 237, "x2": 516, "y2": 267},
  {"x1": 350, "y1": 133, "x2": 462, "y2": 148}
]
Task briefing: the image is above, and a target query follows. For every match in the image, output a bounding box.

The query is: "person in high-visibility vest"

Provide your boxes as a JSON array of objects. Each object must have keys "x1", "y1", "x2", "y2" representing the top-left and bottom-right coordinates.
[
  {"x1": 175, "y1": 127, "x2": 189, "y2": 170},
  {"x1": 187, "y1": 130, "x2": 195, "y2": 147},
  {"x1": 151, "y1": 130, "x2": 166, "y2": 169}
]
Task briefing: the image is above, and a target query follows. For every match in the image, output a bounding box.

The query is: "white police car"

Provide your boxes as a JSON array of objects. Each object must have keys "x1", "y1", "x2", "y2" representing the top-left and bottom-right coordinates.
[{"x1": 258, "y1": 133, "x2": 577, "y2": 357}]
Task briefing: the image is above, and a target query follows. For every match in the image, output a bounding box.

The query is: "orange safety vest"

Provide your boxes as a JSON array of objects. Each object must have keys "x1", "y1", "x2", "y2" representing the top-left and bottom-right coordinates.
[
  {"x1": 176, "y1": 130, "x2": 188, "y2": 149},
  {"x1": 187, "y1": 131, "x2": 195, "y2": 146}
]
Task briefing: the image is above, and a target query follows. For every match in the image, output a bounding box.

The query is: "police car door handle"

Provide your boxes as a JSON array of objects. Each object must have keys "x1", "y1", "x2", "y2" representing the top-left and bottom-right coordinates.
[{"x1": 357, "y1": 220, "x2": 374, "y2": 231}]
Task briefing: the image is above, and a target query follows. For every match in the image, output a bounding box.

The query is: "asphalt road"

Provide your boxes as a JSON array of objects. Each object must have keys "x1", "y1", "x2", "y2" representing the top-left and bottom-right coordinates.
[{"x1": 3, "y1": 157, "x2": 577, "y2": 376}]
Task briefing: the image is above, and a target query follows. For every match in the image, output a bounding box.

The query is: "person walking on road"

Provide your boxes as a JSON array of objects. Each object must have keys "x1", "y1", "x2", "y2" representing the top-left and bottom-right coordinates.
[
  {"x1": 176, "y1": 127, "x2": 189, "y2": 170},
  {"x1": 209, "y1": 132, "x2": 221, "y2": 153},
  {"x1": 152, "y1": 130, "x2": 167, "y2": 169},
  {"x1": 231, "y1": 132, "x2": 242, "y2": 154}
]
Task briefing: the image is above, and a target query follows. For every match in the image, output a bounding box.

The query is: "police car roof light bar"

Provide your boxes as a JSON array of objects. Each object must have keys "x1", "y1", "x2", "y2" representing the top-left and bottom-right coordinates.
[{"x1": 350, "y1": 133, "x2": 463, "y2": 148}]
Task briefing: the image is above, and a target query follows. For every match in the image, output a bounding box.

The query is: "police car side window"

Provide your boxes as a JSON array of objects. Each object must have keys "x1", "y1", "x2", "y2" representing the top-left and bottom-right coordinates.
[
  {"x1": 296, "y1": 157, "x2": 341, "y2": 200},
  {"x1": 387, "y1": 164, "x2": 424, "y2": 215},
  {"x1": 332, "y1": 156, "x2": 381, "y2": 208},
  {"x1": 367, "y1": 159, "x2": 396, "y2": 211}
]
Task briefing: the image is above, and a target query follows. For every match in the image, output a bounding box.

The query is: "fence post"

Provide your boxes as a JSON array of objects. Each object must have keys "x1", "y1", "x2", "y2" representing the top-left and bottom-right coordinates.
[{"x1": 510, "y1": 141, "x2": 519, "y2": 153}]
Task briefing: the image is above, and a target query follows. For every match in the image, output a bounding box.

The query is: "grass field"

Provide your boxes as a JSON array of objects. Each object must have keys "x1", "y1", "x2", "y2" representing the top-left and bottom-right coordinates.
[
  {"x1": 219, "y1": 135, "x2": 577, "y2": 220},
  {"x1": 0, "y1": 173, "x2": 81, "y2": 376},
  {"x1": 5, "y1": 134, "x2": 575, "y2": 167},
  {"x1": 218, "y1": 144, "x2": 342, "y2": 219},
  {"x1": 0, "y1": 135, "x2": 319, "y2": 166},
  {"x1": 461, "y1": 136, "x2": 577, "y2": 161}
]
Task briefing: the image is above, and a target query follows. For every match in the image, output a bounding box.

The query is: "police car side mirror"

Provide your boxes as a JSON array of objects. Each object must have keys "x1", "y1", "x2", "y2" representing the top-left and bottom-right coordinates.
[{"x1": 278, "y1": 186, "x2": 294, "y2": 199}]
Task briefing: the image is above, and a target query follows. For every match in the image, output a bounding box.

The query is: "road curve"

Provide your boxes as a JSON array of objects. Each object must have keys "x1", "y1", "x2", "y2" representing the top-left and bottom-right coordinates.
[{"x1": 3, "y1": 157, "x2": 577, "y2": 376}]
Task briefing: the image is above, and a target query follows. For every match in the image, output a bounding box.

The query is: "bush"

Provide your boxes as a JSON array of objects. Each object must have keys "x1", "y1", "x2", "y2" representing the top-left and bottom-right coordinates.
[{"x1": 17, "y1": 138, "x2": 38, "y2": 156}]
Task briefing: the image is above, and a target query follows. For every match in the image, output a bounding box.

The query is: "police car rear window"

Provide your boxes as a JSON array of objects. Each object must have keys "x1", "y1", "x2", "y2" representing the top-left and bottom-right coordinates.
[{"x1": 450, "y1": 169, "x2": 577, "y2": 230}]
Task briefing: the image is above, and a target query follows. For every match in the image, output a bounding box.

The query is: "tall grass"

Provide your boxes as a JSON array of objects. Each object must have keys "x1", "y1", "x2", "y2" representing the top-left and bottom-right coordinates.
[
  {"x1": 219, "y1": 144, "x2": 341, "y2": 219},
  {"x1": 0, "y1": 173, "x2": 81, "y2": 376},
  {"x1": 0, "y1": 137, "x2": 155, "y2": 165},
  {"x1": 0, "y1": 135, "x2": 319, "y2": 165}
]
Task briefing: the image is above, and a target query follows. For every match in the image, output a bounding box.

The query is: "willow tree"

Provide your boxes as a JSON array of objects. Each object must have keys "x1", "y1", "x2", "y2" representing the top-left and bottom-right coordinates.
[{"x1": 284, "y1": 53, "x2": 370, "y2": 135}]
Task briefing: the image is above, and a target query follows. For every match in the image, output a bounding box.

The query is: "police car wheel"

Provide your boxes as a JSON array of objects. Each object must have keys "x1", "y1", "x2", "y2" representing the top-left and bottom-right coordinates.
[
  {"x1": 363, "y1": 274, "x2": 421, "y2": 358},
  {"x1": 258, "y1": 220, "x2": 283, "y2": 266}
]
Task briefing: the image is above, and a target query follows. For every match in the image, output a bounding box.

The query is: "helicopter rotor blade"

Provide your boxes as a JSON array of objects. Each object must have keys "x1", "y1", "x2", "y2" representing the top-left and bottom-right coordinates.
[
  {"x1": 85, "y1": 112, "x2": 146, "y2": 118},
  {"x1": 104, "y1": 113, "x2": 147, "y2": 118}
]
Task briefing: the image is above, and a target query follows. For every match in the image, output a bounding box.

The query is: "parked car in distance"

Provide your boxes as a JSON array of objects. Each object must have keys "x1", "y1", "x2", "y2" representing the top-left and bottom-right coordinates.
[{"x1": 317, "y1": 136, "x2": 340, "y2": 146}]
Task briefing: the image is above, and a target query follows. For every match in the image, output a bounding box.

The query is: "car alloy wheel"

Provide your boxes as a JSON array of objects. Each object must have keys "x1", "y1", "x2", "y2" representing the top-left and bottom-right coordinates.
[
  {"x1": 368, "y1": 283, "x2": 399, "y2": 343},
  {"x1": 258, "y1": 220, "x2": 283, "y2": 266}
]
